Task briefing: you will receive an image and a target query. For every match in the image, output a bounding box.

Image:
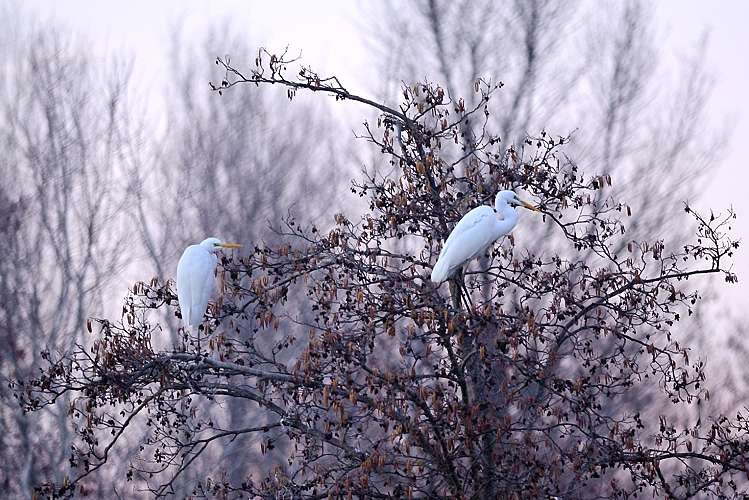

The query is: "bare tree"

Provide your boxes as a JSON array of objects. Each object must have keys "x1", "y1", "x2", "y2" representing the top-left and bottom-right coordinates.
[
  {"x1": 19, "y1": 52, "x2": 745, "y2": 499},
  {"x1": 363, "y1": 0, "x2": 727, "y2": 434}
]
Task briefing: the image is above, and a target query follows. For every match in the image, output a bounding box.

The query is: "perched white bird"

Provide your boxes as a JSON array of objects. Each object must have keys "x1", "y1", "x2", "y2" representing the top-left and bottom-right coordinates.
[
  {"x1": 430, "y1": 190, "x2": 539, "y2": 283},
  {"x1": 176, "y1": 237, "x2": 241, "y2": 328}
]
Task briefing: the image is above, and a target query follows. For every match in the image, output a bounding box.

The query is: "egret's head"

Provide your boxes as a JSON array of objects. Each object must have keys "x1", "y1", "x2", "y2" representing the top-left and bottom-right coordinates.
[
  {"x1": 496, "y1": 190, "x2": 540, "y2": 212},
  {"x1": 199, "y1": 237, "x2": 242, "y2": 252}
]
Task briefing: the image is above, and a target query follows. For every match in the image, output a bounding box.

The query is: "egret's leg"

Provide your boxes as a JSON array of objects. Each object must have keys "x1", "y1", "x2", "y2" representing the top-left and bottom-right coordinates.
[
  {"x1": 459, "y1": 275, "x2": 475, "y2": 311},
  {"x1": 451, "y1": 273, "x2": 463, "y2": 308},
  {"x1": 447, "y1": 269, "x2": 474, "y2": 311},
  {"x1": 453, "y1": 268, "x2": 474, "y2": 311}
]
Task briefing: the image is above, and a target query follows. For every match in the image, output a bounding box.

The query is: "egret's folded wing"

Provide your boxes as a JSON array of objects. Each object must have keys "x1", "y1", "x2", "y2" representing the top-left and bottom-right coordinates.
[
  {"x1": 432, "y1": 206, "x2": 497, "y2": 282},
  {"x1": 438, "y1": 206, "x2": 494, "y2": 260},
  {"x1": 197, "y1": 254, "x2": 218, "y2": 319},
  {"x1": 190, "y1": 252, "x2": 217, "y2": 325},
  {"x1": 177, "y1": 246, "x2": 217, "y2": 326}
]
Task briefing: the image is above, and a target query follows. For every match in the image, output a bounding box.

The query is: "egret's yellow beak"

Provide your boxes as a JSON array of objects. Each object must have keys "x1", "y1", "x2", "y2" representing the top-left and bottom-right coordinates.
[
  {"x1": 219, "y1": 242, "x2": 242, "y2": 249},
  {"x1": 519, "y1": 199, "x2": 540, "y2": 212}
]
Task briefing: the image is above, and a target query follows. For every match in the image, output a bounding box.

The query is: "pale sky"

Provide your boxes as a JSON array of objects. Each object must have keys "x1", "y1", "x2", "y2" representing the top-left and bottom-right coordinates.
[{"x1": 16, "y1": 1, "x2": 749, "y2": 312}]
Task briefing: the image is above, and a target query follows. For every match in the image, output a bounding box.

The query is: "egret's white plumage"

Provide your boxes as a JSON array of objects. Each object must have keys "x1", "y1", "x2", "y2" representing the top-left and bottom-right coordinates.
[
  {"x1": 176, "y1": 237, "x2": 241, "y2": 328},
  {"x1": 430, "y1": 190, "x2": 538, "y2": 283}
]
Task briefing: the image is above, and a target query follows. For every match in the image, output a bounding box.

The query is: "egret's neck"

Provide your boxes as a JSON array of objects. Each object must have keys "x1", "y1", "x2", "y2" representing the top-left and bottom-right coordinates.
[{"x1": 495, "y1": 200, "x2": 519, "y2": 234}]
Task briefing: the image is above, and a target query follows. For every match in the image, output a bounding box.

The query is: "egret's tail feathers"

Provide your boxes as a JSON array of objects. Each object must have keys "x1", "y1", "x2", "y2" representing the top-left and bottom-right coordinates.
[
  {"x1": 430, "y1": 257, "x2": 451, "y2": 283},
  {"x1": 181, "y1": 305, "x2": 193, "y2": 328}
]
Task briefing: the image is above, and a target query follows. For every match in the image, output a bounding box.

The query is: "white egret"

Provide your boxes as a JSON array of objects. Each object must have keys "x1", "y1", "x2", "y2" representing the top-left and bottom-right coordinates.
[
  {"x1": 176, "y1": 237, "x2": 241, "y2": 328},
  {"x1": 430, "y1": 190, "x2": 539, "y2": 283}
]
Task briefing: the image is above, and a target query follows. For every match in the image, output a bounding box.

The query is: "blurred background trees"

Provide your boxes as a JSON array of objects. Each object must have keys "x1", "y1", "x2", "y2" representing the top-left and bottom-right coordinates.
[
  {"x1": 0, "y1": 6, "x2": 345, "y2": 495},
  {"x1": 0, "y1": 0, "x2": 741, "y2": 497},
  {"x1": 0, "y1": 18, "x2": 132, "y2": 495}
]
